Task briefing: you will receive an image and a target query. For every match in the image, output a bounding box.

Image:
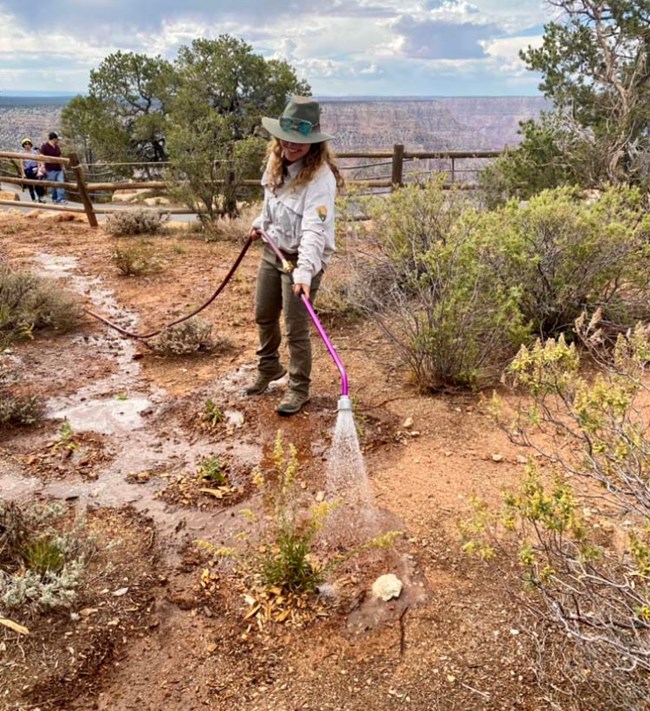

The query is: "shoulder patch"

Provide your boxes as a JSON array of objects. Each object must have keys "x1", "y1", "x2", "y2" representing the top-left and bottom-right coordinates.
[{"x1": 316, "y1": 205, "x2": 328, "y2": 222}]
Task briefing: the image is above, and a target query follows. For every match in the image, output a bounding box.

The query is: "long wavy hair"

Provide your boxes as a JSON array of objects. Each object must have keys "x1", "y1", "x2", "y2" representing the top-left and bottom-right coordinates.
[{"x1": 264, "y1": 138, "x2": 344, "y2": 194}]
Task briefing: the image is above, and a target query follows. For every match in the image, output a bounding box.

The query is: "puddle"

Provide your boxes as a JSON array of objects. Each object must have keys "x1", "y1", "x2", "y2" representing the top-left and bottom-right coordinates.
[
  {"x1": 33, "y1": 252, "x2": 160, "y2": 432},
  {"x1": 48, "y1": 396, "x2": 152, "y2": 434},
  {"x1": 1, "y1": 252, "x2": 264, "y2": 558}
]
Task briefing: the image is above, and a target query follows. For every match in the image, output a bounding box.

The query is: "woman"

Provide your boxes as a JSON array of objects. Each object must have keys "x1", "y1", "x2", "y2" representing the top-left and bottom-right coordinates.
[
  {"x1": 246, "y1": 96, "x2": 344, "y2": 416},
  {"x1": 19, "y1": 138, "x2": 46, "y2": 203}
]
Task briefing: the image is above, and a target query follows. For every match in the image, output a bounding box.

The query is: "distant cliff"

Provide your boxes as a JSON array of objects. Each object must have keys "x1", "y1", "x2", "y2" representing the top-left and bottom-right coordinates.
[
  {"x1": 321, "y1": 96, "x2": 549, "y2": 152},
  {"x1": 0, "y1": 96, "x2": 69, "y2": 153},
  {"x1": 0, "y1": 95, "x2": 549, "y2": 154}
]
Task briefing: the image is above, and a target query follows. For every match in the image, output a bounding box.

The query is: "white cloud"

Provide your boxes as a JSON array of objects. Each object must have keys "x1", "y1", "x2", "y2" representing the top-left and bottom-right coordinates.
[
  {"x1": 0, "y1": 0, "x2": 549, "y2": 95},
  {"x1": 483, "y1": 34, "x2": 544, "y2": 73}
]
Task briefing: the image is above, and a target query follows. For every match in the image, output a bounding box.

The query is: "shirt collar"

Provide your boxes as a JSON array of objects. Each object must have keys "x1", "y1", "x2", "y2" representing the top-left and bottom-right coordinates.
[{"x1": 286, "y1": 159, "x2": 303, "y2": 178}]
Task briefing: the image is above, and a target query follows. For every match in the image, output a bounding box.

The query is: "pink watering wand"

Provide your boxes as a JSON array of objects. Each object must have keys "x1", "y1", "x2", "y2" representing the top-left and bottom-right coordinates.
[{"x1": 256, "y1": 229, "x2": 352, "y2": 412}]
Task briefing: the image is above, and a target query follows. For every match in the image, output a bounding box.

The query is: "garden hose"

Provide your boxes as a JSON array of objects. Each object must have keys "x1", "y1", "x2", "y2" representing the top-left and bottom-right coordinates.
[{"x1": 83, "y1": 235, "x2": 254, "y2": 340}]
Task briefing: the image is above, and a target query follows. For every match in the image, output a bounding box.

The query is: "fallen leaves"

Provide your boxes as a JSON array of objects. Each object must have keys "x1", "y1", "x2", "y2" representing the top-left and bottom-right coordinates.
[{"x1": 240, "y1": 584, "x2": 330, "y2": 632}]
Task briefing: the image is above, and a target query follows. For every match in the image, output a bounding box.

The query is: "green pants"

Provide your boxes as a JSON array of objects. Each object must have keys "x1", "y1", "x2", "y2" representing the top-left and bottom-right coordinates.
[{"x1": 254, "y1": 249, "x2": 323, "y2": 397}]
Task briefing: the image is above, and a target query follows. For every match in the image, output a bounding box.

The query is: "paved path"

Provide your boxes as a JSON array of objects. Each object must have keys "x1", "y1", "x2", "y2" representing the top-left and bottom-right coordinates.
[{"x1": 0, "y1": 182, "x2": 198, "y2": 223}]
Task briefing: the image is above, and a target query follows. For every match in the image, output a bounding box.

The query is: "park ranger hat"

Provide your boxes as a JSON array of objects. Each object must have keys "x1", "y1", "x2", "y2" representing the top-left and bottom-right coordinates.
[{"x1": 262, "y1": 96, "x2": 334, "y2": 144}]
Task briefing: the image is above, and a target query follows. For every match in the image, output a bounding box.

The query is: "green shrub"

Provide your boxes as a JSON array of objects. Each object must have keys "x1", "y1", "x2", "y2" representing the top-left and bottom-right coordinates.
[
  {"x1": 354, "y1": 177, "x2": 528, "y2": 390},
  {"x1": 104, "y1": 208, "x2": 170, "y2": 236},
  {"x1": 477, "y1": 113, "x2": 601, "y2": 208},
  {"x1": 480, "y1": 185, "x2": 650, "y2": 337},
  {"x1": 0, "y1": 266, "x2": 81, "y2": 348},
  {"x1": 464, "y1": 323, "x2": 650, "y2": 709},
  {"x1": 352, "y1": 182, "x2": 650, "y2": 390}
]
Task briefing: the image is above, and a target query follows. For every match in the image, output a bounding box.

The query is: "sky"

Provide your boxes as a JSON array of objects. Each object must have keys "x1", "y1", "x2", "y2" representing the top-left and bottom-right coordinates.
[{"x1": 0, "y1": 0, "x2": 554, "y2": 97}]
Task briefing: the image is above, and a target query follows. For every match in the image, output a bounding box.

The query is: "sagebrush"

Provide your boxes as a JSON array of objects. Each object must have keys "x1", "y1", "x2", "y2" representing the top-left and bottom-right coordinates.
[
  {"x1": 346, "y1": 181, "x2": 650, "y2": 390},
  {"x1": 104, "y1": 208, "x2": 170, "y2": 236},
  {"x1": 150, "y1": 318, "x2": 215, "y2": 355},
  {"x1": 0, "y1": 265, "x2": 81, "y2": 348},
  {"x1": 0, "y1": 501, "x2": 95, "y2": 614}
]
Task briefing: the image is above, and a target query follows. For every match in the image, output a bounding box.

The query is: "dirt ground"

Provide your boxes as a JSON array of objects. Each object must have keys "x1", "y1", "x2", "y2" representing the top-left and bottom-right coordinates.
[{"x1": 1, "y1": 209, "x2": 561, "y2": 711}]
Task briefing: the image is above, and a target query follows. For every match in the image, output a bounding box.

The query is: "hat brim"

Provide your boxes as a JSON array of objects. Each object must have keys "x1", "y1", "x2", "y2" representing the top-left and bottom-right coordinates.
[{"x1": 261, "y1": 117, "x2": 333, "y2": 144}]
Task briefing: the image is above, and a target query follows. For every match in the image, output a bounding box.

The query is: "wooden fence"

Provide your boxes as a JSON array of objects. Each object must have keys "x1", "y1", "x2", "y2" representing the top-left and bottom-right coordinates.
[{"x1": 0, "y1": 144, "x2": 501, "y2": 228}]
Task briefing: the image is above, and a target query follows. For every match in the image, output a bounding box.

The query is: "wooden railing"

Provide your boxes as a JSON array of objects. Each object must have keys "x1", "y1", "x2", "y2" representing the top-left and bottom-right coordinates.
[
  {"x1": 0, "y1": 150, "x2": 97, "y2": 226},
  {"x1": 0, "y1": 144, "x2": 501, "y2": 227}
]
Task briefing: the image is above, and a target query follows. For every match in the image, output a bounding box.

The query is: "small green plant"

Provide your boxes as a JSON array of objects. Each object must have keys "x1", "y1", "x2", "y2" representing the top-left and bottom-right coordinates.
[
  {"x1": 252, "y1": 431, "x2": 330, "y2": 593},
  {"x1": 52, "y1": 419, "x2": 78, "y2": 452},
  {"x1": 22, "y1": 535, "x2": 65, "y2": 575},
  {"x1": 104, "y1": 208, "x2": 170, "y2": 236},
  {"x1": 201, "y1": 399, "x2": 224, "y2": 428},
  {"x1": 197, "y1": 455, "x2": 228, "y2": 486}
]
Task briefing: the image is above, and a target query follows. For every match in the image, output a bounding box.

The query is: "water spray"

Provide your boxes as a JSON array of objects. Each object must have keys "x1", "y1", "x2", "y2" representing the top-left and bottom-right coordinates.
[{"x1": 256, "y1": 229, "x2": 351, "y2": 412}]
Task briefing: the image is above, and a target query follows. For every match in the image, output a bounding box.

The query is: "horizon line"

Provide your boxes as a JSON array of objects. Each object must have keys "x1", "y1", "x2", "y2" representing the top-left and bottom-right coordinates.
[{"x1": 1, "y1": 90, "x2": 546, "y2": 100}]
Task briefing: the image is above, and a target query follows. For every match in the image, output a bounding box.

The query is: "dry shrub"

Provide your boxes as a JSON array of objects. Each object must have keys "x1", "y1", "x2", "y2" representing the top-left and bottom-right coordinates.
[
  {"x1": 104, "y1": 208, "x2": 170, "y2": 237},
  {"x1": 0, "y1": 265, "x2": 82, "y2": 347},
  {"x1": 201, "y1": 202, "x2": 261, "y2": 242},
  {"x1": 111, "y1": 239, "x2": 160, "y2": 276},
  {"x1": 0, "y1": 389, "x2": 43, "y2": 427},
  {"x1": 150, "y1": 317, "x2": 219, "y2": 355}
]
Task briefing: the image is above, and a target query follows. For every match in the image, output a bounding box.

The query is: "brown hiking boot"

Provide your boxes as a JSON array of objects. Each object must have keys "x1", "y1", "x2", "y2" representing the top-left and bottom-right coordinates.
[
  {"x1": 276, "y1": 390, "x2": 310, "y2": 416},
  {"x1": 244, "y1": 366, "x2": 287, "y2": 396}
]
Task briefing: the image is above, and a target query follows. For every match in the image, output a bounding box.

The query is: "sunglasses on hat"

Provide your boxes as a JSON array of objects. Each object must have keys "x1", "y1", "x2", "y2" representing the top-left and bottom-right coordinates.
[{"x1": 279, "y1": 116, "x2": 314, "y2": 136}]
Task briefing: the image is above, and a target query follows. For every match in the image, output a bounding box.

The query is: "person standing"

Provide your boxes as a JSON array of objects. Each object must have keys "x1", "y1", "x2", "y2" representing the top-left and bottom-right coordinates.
[
  {"x1": 19, "y1": 138, "x2": 46, "y2": 203},
  {"x1": 39, "y1": 132, "x2": 66, "y2": 204},
  {"x1": 245, "y1": 96, "x2": 344, "y2": 416}
]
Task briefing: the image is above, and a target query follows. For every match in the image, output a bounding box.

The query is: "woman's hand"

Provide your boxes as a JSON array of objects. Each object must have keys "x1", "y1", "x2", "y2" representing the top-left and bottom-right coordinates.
[
  {"x1": 293, "y1": 283, "x2": 310, "y2": 300},
  {"x1": 249, "y1": 227, "x2": 262, "y2": 240}
]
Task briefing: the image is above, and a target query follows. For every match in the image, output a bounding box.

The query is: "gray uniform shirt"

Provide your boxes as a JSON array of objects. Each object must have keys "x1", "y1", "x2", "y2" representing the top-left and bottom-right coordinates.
[{"x1": 253, "y1": 159, "x2": 337, "y2": 287}]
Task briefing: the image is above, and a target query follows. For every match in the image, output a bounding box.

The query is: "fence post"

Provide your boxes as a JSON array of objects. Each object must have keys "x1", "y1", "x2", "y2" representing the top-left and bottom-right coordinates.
[
  {"x1": 69, "y1": 153, "x2": 98, "y2": 228},
  {"x1": 391, "y1": 143, "x2": 404, "y2": 190}
]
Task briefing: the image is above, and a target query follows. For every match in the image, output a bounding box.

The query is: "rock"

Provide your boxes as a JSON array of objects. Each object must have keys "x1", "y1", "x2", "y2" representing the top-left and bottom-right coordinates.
[
  {"x1": 403, "y1": 417, "x2": 414, "y2": 429},
  {"x1": 371, "y1": 573, "x2": 403, "y2": 601},
  {"x1": 0, "y1": 191, "x2": 19, "y2": 201},
  {"x1": 491, "y1": 453, "x2": 503, "y2": 462}
]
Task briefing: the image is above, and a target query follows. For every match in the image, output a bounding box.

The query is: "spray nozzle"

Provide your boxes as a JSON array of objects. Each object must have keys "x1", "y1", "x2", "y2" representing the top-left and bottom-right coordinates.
[{"x1": 337, "y1": 395, "x2": 353, "y2": 412}]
